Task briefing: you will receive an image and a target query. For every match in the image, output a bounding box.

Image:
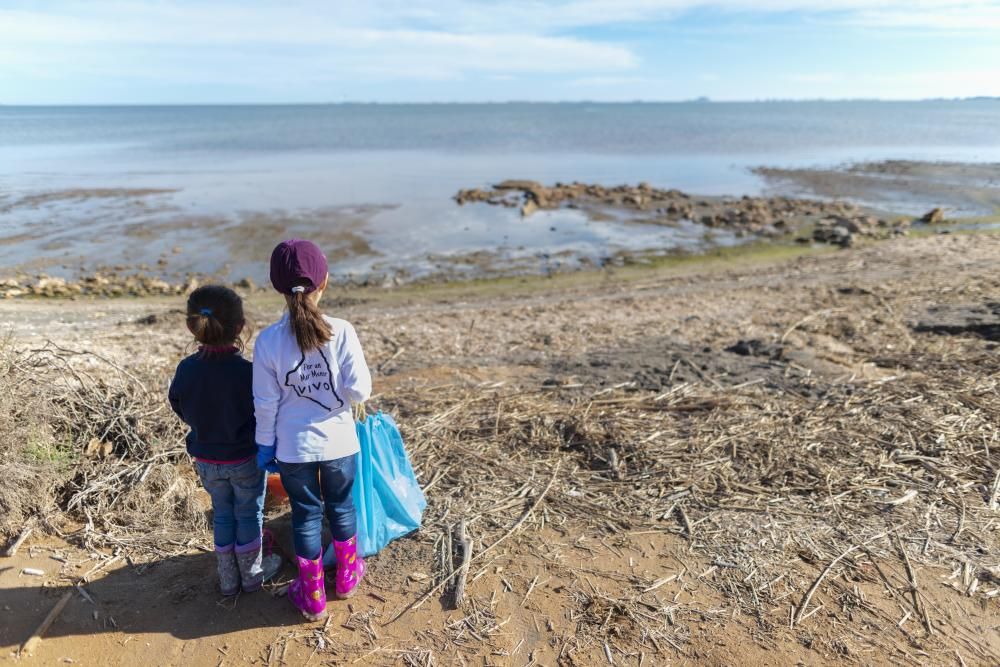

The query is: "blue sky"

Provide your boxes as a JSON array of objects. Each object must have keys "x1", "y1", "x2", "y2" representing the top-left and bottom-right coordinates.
[{"x1": 2, "y1": 1, "x2": 999, "y2": 104}]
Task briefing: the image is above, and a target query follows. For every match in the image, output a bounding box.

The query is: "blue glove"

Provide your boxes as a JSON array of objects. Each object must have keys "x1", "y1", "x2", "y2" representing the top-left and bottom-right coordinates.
[{"x1": 256, "y1": 444, "x2": 278, "y2": 473}]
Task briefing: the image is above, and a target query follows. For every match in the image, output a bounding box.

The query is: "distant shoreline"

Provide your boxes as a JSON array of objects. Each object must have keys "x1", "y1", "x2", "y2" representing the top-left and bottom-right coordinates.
[{"x1": 3, "y1": 98, "x2": 999, "y2": 108}]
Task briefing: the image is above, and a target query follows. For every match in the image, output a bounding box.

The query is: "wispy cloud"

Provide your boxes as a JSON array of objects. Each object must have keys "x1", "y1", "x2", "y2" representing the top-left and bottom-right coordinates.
[
  {"x1": 6, "y1": 2, "x2": 999, "y2": 46},
  {"x1": 350, "y1": 1, "x2": 1000, "y2": 33},
  {"x1": 0, "y1": 5, "x2": 638, "y2": 89},
  {"x1": 1, "y1": 1, "x2": 998, "y2": 102},
  {"x1": 852, "y1": 5, "x2": 1000, "y2": 30}
]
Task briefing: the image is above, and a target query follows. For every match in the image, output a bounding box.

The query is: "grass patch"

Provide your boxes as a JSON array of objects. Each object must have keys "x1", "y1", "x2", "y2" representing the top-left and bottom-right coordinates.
[
  {"x1": 320, "y1": 238, "x2": 836, "y2": 307},
  {"x1": 22, "y1": 432, "x2": 77, "y2": 467}
]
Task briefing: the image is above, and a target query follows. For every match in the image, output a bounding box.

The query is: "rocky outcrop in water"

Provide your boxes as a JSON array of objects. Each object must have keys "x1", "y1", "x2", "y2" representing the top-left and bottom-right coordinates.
[
  {"x1": 0, "y1": 274, "x2": 196, "y2": 299},
  {"x1": 920, "y1": 207, "x2": 946, "y2": 224},
  {"x1": 811, "y1": 215, "x2": 910, "y2": 247},
  {"x1": 456, "y1": 180, "x2": 696, "y2": 217},
  {"x1": 455, "y1": 180, "x2": 910, "y2": 244},
  {"x1": 0, "y1": 273, "x2": 267, "y2": 299}
]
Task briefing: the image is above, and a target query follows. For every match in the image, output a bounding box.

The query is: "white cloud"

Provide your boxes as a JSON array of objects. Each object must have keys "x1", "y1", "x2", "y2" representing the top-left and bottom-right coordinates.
[
  {"x1": 852, "y1": 5, "x2": 1000, "y2": 30},
  {"x1": 0, "y1": 4, "x2": 638, "y2": 84},
  {"x1": 350, "y1": 1, "x2": 1000, "y2": 33},
  {"x1": 1, "y1": 1, "x2": 998, "y2": 101},
  {"x1": 5, "y1": 2, "x2": 1000, "y2": 47},
  {"x1": 341, "y1": 30, "x2": 637, "y2": 75}
]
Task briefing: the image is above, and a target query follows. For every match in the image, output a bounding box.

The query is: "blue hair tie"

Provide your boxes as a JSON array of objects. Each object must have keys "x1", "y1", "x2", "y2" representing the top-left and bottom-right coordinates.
[{"x1": 200, "y1": 308, "x2": 213, "y2": 316}]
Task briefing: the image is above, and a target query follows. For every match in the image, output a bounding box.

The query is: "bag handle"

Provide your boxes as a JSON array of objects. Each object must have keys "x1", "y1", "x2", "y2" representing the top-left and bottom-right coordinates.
[{"x1": 353, "y1": 401, "x2": 368, "y2": 423}]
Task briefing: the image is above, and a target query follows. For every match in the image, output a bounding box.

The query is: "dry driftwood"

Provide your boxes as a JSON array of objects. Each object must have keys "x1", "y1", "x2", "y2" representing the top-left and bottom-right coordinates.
[
  {"x1": 792, "y1": 544, "x2": 859, "y2": 627},
  {"x1": 4, "y1": 520, "x2": 35, "y2": 557},
  {"x1": 451, "y1": 519, "x2": 472, "y2": 610},
  {"x1": 20, "y1": 590, "x2": 74, "y2": 656},
  {"x1": 386, "y1": 463, "x2": 560, "y2": 624}
]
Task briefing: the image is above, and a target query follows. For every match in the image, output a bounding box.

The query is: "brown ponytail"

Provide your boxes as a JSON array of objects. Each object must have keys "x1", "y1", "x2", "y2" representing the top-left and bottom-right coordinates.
[
  {"x1": 186, "y1": 285, "x2": 248, "y2": 352},
  {"x1": 287, "y1": 288, "x2": 332, "y2": 352}
]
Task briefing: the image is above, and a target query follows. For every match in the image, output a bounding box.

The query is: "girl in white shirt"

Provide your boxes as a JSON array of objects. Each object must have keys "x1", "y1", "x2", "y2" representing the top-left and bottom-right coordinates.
[{"x1": 253, "y1": 239, "x2": 372, "y2": 621}]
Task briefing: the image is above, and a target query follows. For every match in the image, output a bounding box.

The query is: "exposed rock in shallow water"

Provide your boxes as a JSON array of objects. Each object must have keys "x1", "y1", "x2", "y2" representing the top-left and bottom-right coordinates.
[
  {"x1": 921, "y1": 207, "x2": 946, "y2": 224},
  {"x1": 0, "y1": 272, "x2": 261, "y2": 299},
  {"x1": 495, "y1": 179, "x2": 545, "y2": 192},
  {"x1": 455, "y1": 180, "x2": 915, "y2": 247},
  {"x1": 812, "y1": 215, "x2": 909, "y2": 247}
]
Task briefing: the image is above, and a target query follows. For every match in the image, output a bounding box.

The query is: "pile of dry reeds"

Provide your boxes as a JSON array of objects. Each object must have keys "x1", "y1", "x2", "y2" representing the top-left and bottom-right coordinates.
[
  {"x1": 3, "y1": 317, "x2": 997, "y2": 661},
  {"x1": 376, "y1": 342, "x2": 1000, "y2": 661},
  {"x1": 0, "y1": 338, "x2": 61, "y2": 538},
  {"x1": 0, "y1": 341, "x2": 204, "y2": 556}
]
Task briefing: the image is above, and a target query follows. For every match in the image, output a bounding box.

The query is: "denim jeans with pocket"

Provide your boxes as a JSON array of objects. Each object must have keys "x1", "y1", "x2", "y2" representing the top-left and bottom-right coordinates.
[
  {"x1": 278, "y1": 455, "x2": 357, "y2": 559},
  {"x1": 194, "y1": 458, "x2": 266, "y2": 548}
]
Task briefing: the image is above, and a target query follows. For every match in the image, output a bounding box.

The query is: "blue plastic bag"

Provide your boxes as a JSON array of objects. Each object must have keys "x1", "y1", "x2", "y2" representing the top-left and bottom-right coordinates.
[{"x1": 352, "y1": 411, "x2": 426, "y2": 557}]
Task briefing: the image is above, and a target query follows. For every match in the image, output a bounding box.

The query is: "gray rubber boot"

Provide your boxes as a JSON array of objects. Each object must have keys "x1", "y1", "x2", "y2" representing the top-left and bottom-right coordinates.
[
  {"x1": 236, "y1": 540, "x2": 265, "y2": 592},
  {"x1": 216, "y1": 547, "x2": 240, "y2": 596},
  {"x1": 261, "y1": 552, "x2": 283, "y2": 582}
]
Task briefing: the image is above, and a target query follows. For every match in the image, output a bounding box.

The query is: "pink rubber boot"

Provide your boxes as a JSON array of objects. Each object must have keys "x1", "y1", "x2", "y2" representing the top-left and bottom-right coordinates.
[
  {"x1": 333, "y1": 536, "x2": 365, "y2": 599},
  {"x1": 288, "y1": 554, "x2": 327, "y2": 621}
]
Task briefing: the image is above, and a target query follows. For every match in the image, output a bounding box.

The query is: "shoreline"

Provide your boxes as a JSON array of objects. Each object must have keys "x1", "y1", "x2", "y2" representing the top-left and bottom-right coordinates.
[
  {"x1": 1, "y1": 216, "x2": 989, "y2": 302},
  {"x1": 3, "y1": 217, "x2": 993, "y2": 301},
  {"x1": 0, "y1": 235, "x2": 846, "y2": 301},
  {"x1": 3, "y1": 159, "x2": 999, "y2": 296},
  {"x1": 7, "y1": 226, "x2": 999, "y2": 343}
]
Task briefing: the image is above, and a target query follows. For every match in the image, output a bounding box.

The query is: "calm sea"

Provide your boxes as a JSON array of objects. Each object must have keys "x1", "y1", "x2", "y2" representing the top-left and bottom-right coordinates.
[{"x1": 2, "y1": 101, "x2": 999, "y2": 281}]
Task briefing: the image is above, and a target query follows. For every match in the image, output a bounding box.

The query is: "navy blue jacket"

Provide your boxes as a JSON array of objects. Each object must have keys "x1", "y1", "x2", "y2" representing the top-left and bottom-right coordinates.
[{"x1": 168, "y1": 350, "x2": 257, "y2": 461}]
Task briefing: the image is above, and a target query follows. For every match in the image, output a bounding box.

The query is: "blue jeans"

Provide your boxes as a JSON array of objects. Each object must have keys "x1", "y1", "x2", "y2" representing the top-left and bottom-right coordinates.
[
  {"x1": 278, "y1": 455, "x2": 357, "y2": 559},
  {"x1": 194, "y1": 458, "x2": 266, "y2": 548}
]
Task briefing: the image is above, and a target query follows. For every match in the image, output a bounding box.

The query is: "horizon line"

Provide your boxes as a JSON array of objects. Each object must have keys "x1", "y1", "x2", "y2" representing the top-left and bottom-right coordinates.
[{"x1": 2, "y1": 96, "x2": 999, "y2": 107}]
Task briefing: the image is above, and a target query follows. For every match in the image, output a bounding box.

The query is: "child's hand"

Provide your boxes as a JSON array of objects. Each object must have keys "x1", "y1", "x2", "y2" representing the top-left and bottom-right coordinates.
[{"x1": 256, "y1": 444, "x2": 278, "y2": 472}]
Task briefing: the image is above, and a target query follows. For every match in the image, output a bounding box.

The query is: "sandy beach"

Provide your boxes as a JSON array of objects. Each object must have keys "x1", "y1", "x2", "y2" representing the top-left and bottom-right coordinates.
[
  {"x1": 3, "y1": 101, "x2": 1000, "y2": 667},
  {"x1": 4, "y1": 1, "x2": 1000, "y2": 661},
  {"x1": 2, "y1": 226, "x2": 999, "y2": 665}
]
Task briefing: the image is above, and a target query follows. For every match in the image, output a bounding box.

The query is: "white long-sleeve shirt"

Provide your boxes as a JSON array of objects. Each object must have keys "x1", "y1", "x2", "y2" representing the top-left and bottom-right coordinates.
[{"x1": 253, "y1": 314, "x2": 372, "y2": 463}]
